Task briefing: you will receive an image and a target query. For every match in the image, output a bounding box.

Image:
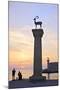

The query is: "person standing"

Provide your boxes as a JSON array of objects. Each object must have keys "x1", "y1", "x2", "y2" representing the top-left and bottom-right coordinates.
[
  {"x1": 18, "y1": 71, "x2": 22, "y2": 80},
  {"x1": 12, "y1": 68, "x2": 16, "y2": 80}
]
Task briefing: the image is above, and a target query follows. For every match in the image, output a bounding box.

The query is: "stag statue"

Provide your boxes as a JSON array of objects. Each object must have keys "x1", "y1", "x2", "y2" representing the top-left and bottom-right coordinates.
[{"x1": 33, "y1": 16, "x2": 42, "y2": 29}]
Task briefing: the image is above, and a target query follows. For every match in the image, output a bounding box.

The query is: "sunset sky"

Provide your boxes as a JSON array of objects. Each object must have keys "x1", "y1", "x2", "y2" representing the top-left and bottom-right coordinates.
[{"x1": 9, "y1": 1, "x2": 58, "y2": 79}]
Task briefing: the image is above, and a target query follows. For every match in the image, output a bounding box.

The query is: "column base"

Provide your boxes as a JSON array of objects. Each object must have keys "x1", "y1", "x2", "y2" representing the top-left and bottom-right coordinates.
[{"x1": 29, "y1": 75, "x2": 46, "y2": 81}]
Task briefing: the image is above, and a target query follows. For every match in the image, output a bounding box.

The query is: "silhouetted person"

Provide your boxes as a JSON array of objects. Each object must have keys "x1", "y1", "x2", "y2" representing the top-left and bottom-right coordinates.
[
  {"x1": 47, "y1": 57, "x2": 50, "y2": 80},
  {"x1": 18, "y1": 71, "x2": 22, "y2": 80},
  {"x1": 12, "y1": 68, "x2": 16, "y2": 80}
]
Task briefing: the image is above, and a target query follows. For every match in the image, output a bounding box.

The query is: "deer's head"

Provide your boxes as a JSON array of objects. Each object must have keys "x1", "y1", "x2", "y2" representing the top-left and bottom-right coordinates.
[{"x1": 33, "y1": 18, "x2": 36, "y2": 22}]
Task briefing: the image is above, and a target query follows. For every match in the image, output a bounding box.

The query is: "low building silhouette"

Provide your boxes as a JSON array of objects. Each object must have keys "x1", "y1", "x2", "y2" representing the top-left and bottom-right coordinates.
[{"x1": 42, "y1": 60, "x2": 58, "y2": 79}]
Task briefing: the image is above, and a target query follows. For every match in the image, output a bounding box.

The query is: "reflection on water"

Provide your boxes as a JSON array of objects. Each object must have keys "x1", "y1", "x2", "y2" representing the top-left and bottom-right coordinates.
[
  {"x1": 42, "y1": 73, "x2": 58, "y2": 80},
  {"x1": 8, "y1": 69, "x2": 58, "y2": 80}
]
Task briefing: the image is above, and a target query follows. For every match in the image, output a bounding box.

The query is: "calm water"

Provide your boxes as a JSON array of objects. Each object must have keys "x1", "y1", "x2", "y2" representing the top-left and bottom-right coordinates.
[{"x1": 8, "y1": 69, "x2": 58, "y2": 80}]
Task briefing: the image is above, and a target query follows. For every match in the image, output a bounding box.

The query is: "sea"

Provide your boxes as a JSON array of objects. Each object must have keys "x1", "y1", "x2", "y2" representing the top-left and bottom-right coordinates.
[{"x1": 8, "y1": 69, "x2": 58, "y2": 81}]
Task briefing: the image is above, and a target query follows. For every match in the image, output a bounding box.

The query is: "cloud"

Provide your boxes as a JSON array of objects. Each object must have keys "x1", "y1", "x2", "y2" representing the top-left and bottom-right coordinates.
[
  {"x1": 42, "y1": 28, "x2": 58, "y2": 62},
  {"x1": 9, "y1": 27, "x2": 34, "y2": 52},
  {"x1": 9, "y1": 26, "x2": 58, "y2": 72}
]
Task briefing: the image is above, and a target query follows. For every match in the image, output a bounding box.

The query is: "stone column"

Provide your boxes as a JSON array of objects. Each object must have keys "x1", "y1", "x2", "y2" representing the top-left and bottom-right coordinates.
[{"x1": 29, "y1": 29, "x2": 46, "y2": 80}]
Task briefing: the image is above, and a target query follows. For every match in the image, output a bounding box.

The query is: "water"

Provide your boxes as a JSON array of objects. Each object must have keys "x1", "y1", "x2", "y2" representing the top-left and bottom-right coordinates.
[
  {"x1": 42, "y1": 73, "x2": 58, "y2": 80},
  {"x1": 8, "y1": 69, "x2": 58, "y2": 80}
]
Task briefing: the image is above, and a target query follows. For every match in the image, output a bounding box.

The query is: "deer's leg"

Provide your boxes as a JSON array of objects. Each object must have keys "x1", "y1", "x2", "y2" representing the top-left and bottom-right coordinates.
[
  {"x1": 40, "y1": 25, "x2": 41, "y2": 28},
  {"x1": 40, "y1": 24, "x2": 42, "y2": 28},
  {"x1": 39, "y1": 25, "x2": 40, "y2": 28},
  {"x1": 35, "y1": 25, "x2": 37, "y2": 28}
]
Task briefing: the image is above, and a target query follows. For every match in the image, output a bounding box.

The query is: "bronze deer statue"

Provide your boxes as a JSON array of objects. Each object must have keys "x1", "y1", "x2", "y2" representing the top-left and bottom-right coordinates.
[{"x1": 33, "y1": 16, "x2": 42, "y2": 29}]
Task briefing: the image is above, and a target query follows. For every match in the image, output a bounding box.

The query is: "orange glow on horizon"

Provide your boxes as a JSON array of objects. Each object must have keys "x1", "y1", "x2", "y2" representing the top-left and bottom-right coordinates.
[{"x1": 9, "y1": 27, "x2": 58, "y2": 70}]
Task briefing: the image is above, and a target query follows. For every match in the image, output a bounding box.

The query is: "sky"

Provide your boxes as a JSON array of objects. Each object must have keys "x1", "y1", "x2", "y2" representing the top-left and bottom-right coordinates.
[{"x1": 9, "y1": 1, "x2": 58, "y2": 79}]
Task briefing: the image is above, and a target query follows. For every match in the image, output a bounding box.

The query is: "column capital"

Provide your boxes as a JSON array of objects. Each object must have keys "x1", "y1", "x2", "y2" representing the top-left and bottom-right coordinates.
[{"x1": 32, "y1": 29, "x2": 44, "y2": 38}]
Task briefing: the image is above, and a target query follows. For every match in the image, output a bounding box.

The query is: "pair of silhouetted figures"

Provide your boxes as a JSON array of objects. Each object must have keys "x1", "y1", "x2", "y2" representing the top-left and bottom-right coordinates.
[{"x1": 12, "y1": 68, "x2": 22, "y2": 80}]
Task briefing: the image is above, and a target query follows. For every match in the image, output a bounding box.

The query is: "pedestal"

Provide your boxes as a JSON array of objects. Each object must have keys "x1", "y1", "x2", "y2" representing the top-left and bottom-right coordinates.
[{"x1": 29, "y1": 29, "x2": 46, "y2": 81}]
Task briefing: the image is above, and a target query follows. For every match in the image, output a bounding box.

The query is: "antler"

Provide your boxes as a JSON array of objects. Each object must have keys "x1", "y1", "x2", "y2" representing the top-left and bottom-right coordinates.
[{"x1": 35, "y1": 16, "x2": 39, "y2": 19}]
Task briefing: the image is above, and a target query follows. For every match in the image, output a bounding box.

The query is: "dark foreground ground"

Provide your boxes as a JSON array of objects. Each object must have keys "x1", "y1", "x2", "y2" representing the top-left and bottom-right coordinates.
[{"x1": 9, "y1": 79, "x2": 58, "y2": 89}]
